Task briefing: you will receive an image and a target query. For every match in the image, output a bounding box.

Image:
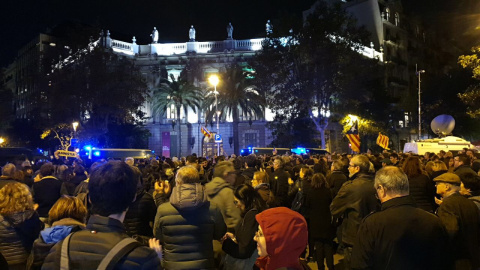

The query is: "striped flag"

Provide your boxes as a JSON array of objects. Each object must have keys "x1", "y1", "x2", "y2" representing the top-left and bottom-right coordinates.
[
  {"x1": 346, "y1": 121, "x2": 361, "y2": 153},
  {"x1": 376, "y1": 133, "x2": 390, "y2": 150},
  {"x1": 201, "y1": 126, "x2": 212, "y2": 138}
]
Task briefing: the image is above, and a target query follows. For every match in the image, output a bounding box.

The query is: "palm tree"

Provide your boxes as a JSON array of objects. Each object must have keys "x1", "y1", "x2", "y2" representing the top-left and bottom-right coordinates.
[
  {"x1": 204, "y1": 65, "x2": 265, "y2": 155},
  {"x1": 151, "y1": 74, "x2": 203, "y2": 157}
]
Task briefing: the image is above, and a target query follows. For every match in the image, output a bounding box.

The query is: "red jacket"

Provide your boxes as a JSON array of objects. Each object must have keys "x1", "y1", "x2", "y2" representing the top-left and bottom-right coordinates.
[{"x1": 255, "y1": 207, "x2": 308, "y2": 270}]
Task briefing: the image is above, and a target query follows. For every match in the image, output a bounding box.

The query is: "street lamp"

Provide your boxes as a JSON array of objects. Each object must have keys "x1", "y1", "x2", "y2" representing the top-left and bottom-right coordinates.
[
  {"x1": 208, "y1": 74, "x2": 220, "y2": 156},
  {"x1": 0, "y1": 137, "x2": 5, "y2": 146},
  {"x1": 72, "y1": 122, "x2": 79, "y2": 133},
  {"x1": 72, "y1": 121, "x2": 79, "y2": 138},
  {"x1": 416, "y1": 70, "x2": 425, "y2": 139}
]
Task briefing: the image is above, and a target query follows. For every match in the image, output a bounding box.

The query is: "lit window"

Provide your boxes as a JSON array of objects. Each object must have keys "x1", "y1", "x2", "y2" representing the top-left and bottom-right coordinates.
[{"x1": 385, "y1": 8, "x2": 390, "y2": 21}]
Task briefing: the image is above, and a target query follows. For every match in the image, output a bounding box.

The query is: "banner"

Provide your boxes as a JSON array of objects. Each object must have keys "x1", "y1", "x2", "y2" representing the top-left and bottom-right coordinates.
[
  {"x1": 162, "y1": 132, "x2": 171, "y2": 158},
  {"x1": 201, "y1": 126, "x2": 212, "y2": 138},
  {"x1": 346, "y1": 121, "x2": 361, "y2": 153},
  {"x1": 55, "y1": 150, "x2": 78, "y2": 158},
  {"x1": 376, "y1": 133, "x2": 390, "y2": 150}
]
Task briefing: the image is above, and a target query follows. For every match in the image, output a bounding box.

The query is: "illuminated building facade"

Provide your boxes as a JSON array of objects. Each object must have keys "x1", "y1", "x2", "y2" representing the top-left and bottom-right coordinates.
[{"x1": 103, "y1": 24, "x2": 383, "y2": 156}]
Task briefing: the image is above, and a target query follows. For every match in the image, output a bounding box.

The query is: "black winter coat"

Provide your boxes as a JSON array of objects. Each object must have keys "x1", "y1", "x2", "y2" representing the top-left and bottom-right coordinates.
[
  {"x1": 408, "y1": 173, "x2": 435, "y2": 212},
  {"x1": 42, "y1": 215, "x2": 161, "y2": 270},
  {"x1": 437, "y1": 193, "x2": 480, "y2": 268},
  {"x1": 269, "y1": 169, "x2": 290, "y2": 207},
  {"x1": 351, "y1": 196, "x2": 451, "y2": 270},
  {"x1": 124, "y1": 190, "x2": 156, "y2": 238},
  {"x1": 328, "y1": 170, "x2": 347, "y2": 198},
  {"x1": 0, "y1": 210, "x2": 43, "y2": 269},
  {"x1": 305, "y1": 185, "x2": 334, "y2": 240},
  {"x1": 222, "y1": 208, "x2": 259, "y2": 259},
  {"x1": 330, "y1": 173, "x2": 379, "y2": 246},
  {"x1": 60, "y1": 175, "x2": 87, "y2": 196}
]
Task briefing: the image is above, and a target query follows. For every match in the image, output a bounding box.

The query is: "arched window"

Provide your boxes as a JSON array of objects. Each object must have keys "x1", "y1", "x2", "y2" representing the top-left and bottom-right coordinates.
[
  {"x1": 395, "y1": 13, "x2": 400, "y2": 26},
  {"x1": 385, "y1": 8, "x2": 390, "y2": 21}
]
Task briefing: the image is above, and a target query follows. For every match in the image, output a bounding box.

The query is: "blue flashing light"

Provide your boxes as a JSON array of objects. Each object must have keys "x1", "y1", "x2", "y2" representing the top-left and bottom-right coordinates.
[
  {"x1": 291, "y1": 147, "x2": 306, "y2": 155},
  {"x1": 84, "y1": 145, "x2": 92, "y2": 151},
  {"x1": 93, "y1": 151, "x2": 101, "y2": 157},
  {"x1": 152, "y1": 150, "x2": 155, "y2": 154},
  {"x1": 306, "y1": 149, "x2": 310, "y2": 153},
  {"x1": 39, "y1": 149, "x2": 44, "y2": 153},
  {"x1": 255, "y1": 150, "x2": 258, "y2": 153},
  {"x1": 241, "y1": 149, "x2": 244, "y2": 153}
]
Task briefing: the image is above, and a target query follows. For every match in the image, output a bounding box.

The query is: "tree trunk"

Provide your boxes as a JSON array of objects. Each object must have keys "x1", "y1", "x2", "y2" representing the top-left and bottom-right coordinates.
[
  {"x1": 232, "y1": 108, "x2": 240, "y2": 155},
  {"x1": 176, "y1": 105, "x2": 182, "y2": 158},
  {"x1": 308, "y1": 109, "x2": 328, "y2": 149}
]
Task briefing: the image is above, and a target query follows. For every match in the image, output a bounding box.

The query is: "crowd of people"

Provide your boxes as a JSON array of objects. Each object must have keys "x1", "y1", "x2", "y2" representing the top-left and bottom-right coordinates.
[{"x1": 0, "y1": 148, "x2": 479, "y2": 270}]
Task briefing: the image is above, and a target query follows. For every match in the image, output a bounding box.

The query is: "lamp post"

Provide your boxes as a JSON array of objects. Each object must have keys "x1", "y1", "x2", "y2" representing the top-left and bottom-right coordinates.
[
  {"x1": 208, "y1": 75, "x2": 220, "y2": 156},
  {"x1": 0, "y1": 137, "x2": 5, "y2": 147},
  {"x1": 416, "y1": 70, "x2": 425, "y2": 139}
]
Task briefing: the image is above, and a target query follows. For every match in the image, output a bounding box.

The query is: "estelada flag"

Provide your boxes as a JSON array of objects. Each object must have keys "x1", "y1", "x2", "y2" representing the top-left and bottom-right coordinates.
[
  {"x1": 376, "y1": 133, "x2": 390, "y2": 150},
  {"x1": 346, "y1": 121, "x2": 361, "y2": 153},
  {"x1": 201, "y1": 126, "x2": 212, "y2": 138}
]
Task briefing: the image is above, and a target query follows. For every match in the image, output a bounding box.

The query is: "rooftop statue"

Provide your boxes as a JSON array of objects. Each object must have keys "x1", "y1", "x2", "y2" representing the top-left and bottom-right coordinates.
[
  {"x1": 227, "y1": 23, "x2": 234, "y2": 39},
  {"x1": 189, "y1": 25, "x2": 196, "y2": 41},
  {"x1": 266, "y1": 20, "x2": 273, "y2": 35},
  {"x1": 151, "y1": 27, "x2": 159, "y2": 43}
]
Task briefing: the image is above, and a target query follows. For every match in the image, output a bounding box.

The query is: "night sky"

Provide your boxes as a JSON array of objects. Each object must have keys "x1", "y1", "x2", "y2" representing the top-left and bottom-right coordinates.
[{"x1": 0, "y1": 0, "x2": 478, "y2": 68}]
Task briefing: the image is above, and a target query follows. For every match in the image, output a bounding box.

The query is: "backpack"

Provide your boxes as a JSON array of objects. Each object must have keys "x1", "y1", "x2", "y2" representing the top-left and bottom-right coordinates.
[
  {"x1": 60, "y1": 232, "x2": 140, "y2": 270},
  {"x1": 291, "y1": 181, "x2": 305, "y2": 214}
]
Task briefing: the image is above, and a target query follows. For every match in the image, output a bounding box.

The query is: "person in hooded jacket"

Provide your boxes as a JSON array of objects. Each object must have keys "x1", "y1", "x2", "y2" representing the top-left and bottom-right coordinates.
[
  {"x1": 154, "y1": 165, "x2": 226, "y2": 269},
  {"x1": 0, "y1": 182, "x2": 43, "y2": 270},
  {"x1": 27, "y1": 196, "x2": 87, "y2": 270},
  {"x1": 254, "y1": 207, "x2": 308, "y2": 270},
  {"x1": 205, "y1": 161, "x2": 241, "y2": 231}
]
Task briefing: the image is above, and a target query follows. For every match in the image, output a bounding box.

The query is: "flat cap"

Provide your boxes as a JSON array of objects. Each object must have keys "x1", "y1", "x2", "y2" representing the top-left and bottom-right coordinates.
[{"x1": 433, "y1": 172, "x2": 461, "y2": 185}]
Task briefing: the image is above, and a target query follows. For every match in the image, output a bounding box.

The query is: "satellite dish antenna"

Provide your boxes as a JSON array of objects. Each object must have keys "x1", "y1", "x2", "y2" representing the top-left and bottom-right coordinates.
[{"x1": 430, "y1": 115, "x2": 455, "y2": 137}]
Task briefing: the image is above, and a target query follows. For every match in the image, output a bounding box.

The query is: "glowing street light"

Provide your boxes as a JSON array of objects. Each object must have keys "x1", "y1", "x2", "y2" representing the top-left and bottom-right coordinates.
[
  {"x1": 72, "y1": 122, "x2": 79, "y2": 133},
  {"x1": 348, "y1": 114, "x2": 359, "y2": 123},
  {"x1": 0, "y1": 137, "x2": 5, "y2": 146},
  {"x1": 208, "y1": 74, "x2": 220, "y2": 156}
]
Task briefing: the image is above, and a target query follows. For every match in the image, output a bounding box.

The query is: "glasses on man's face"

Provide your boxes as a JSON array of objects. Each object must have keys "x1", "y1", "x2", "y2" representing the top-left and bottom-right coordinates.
[
  {"x1": 233, "y1": 200, "x2": 240, "y2": 205},
  {"x1": 349, "y1": 164, "x2": 357, "y2": 168}
]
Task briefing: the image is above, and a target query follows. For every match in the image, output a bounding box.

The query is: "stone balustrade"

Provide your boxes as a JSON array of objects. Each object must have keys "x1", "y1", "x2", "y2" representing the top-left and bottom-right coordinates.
[{"x1": 104, "y1": 35, "x2": 383, "y2": 62}]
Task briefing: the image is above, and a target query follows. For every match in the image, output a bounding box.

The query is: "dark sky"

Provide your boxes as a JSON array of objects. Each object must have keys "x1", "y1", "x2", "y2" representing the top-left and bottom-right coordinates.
[
  {"x1": 0, "y1": 0, "x2": 317, "y2": 67},
  {"x1": 0, "y1": 0, "x2": 478, "y2": 68}
]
